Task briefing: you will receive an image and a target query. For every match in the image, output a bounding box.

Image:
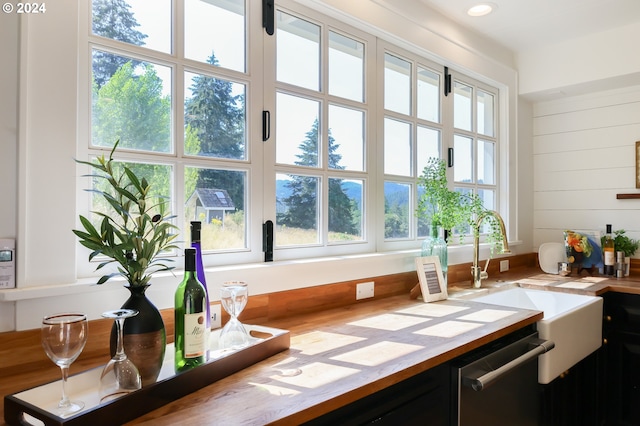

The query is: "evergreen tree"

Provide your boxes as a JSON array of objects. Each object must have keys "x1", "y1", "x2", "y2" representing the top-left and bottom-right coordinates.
[
  {"x1": 329, "y1": 177, "x2": 357, "y2": 235},
  {"x1": 185, "y1": 52, "x2": 246, "y2": 211},
  {"x1": 184, "y1": 124, "x2": 201, "y2": 200},
  {"x1": 384, "y1": 183, "x2": 409, "y2": 238},
  {"x1": 185, "y1": 53, "x2": 245, "y2": 160},
  {"x1": 92, "y1": 0, "x2": 147, "y2": 88},
  {"x1": 279, "y1": 119, "x2": 357, "y2": 234},
  {"x1": 327, "y1": 129, "x2": 357, "y2": 235}
]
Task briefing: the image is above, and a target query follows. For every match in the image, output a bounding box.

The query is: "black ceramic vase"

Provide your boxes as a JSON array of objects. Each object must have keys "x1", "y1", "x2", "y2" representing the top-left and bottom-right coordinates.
[{"x1": 111, "y1": 284, "x2": 166, "y2": 386}]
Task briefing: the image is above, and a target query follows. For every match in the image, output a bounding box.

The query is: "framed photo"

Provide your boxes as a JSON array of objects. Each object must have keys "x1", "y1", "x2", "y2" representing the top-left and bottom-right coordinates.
[
  {"x1": 636, "y1": 141, "x2": 640, "y2": 188},
  {"x1": 415, "y1": 256, "x2": 448, "y2": 302}
]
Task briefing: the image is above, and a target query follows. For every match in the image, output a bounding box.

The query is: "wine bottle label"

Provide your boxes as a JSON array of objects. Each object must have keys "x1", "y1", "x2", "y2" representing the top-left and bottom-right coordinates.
[
  {"x1": 604, "y1": 250, "x2": 615, "y2": 266},
  {"x1": 183, "y1": 312, "x2": 206, "y2": 358}
]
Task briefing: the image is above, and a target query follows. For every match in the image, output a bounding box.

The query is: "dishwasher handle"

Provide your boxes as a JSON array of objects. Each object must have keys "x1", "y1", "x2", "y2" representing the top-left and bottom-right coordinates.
[{"x1": 463, "y1": 338, "x2": 555, "y2": 391}]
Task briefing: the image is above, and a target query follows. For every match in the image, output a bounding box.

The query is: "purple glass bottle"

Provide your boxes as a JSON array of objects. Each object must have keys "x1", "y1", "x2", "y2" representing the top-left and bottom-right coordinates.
[{"x1": 190, "y1": 221, "x2": 210, "y2": 331}]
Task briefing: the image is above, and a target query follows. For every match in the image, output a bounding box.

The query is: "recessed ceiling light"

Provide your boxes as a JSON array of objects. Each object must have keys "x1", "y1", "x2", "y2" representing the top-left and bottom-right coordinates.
[{"x1": 467, "y1": 3, "x2": 496, "y2": 17}]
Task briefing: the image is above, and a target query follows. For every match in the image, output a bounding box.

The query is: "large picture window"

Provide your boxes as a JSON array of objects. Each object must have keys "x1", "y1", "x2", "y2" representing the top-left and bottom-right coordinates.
[
  {"x1": 380, "y1": 43, "x2": 499, "y2": 247},
  {"x1": 80, "y1": 0, "x2": 500, "y2": 274}
]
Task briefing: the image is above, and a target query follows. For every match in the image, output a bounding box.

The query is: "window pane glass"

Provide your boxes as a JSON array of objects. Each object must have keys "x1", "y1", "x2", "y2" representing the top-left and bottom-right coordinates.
[
  {"x1": 277, "y1": 11, "x2": 320, "y2": 91},
  {"x1": 329, "y1": 32, "x2": 364, "y2": 102},
  {"x1": 478, "y1": 140, "x2": 495, "y2": 185},
  {"x1": 454, "y1": 81, "x2": 472, "y2": 131},
  {"x1": 384, "y1": 181, "x2": 410, "y2": 239},
  {"x1": 384, "y1": 53, "x2": 411, "y2": 115},
  {"x1": 328, "y1": 178, "x2": 363, "y2": 242},
  {"x1": 417, "y1": 184, "x2": 429, "y2": 238},
  {"x1": 92, "y1": 0, "x2": 171, "y2": 54},
  {"x1": 328, "y1": 105, "x2": 364, "y2": 171},
  {"x1": 384, "y1": 118, "x2": 411, "y2": 176},
  {"x1": 453, "y1": 135, "x2": 473, "y2": 183},
  {"x1": 477, "y1": 90, "x2": 495, "y2": 137},
  {"x1": 276, "y1": 173, "x2": 319, "y2": 246},
  {"x1": 417, "y1": 67, "x2": 439, "y2": 122},
  {"x1": 184, "y1": 72, "x2": 246, "y2": 160},
  {"x1": 92, "y1": 50, "x2": 172, "y2": 153},
  {"x1": 453, "y1": 187, "x2": 473, "y2": 235},
  {"x1": 416, "y1": 126, "x2": 440, "y2": 175},
  {"x1": 185, "y1": 167, "x2": 246, "y2": 251},
  {"x1": 276, "y1": 93, "x2": 320, "y2": 167},
  {"x1": 185, "y1": 0, "x2": 245, "y2": 72},
  {"x1": 478, "y1": 188, "x2": 495, "y2": 234},
  {"x1": 478, "y1": 188, "x2": 495, "y2": 210}
]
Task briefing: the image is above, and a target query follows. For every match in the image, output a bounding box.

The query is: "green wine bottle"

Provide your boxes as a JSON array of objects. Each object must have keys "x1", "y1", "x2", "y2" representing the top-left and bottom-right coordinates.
[{"x1": 174, "y1": 248, "x2": 207, "y2": 373}]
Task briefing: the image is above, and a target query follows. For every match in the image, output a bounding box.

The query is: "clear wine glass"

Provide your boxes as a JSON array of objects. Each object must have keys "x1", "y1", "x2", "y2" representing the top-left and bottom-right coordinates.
[
  {"x1": 219, "y1": 281, "x2": 250, "y2": 350},
  {"x1": 98, "y1": 309, "x2": 142, "y2": 403},
  {"x1": 41, "y1": 313, "x2": 88, "y2": 417}
]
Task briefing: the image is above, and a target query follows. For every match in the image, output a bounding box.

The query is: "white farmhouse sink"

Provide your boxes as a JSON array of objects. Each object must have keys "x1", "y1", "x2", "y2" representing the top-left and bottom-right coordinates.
[{"x1": 472, "y1": 287, "x2": 603, "y2": 384}]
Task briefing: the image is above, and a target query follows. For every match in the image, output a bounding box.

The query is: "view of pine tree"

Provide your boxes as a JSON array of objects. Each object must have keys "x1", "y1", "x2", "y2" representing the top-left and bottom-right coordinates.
[
  {"x1": 384, "y1": 202, "x2": 409, "y2": 238},
  {"x1": 184, "y1": 125, "x2": 201, "y2": 200},
  {"x1": 184, "y1": 52, "x2": 246, "y2": 211},
  {"x1": 92, "y1": 61, "x2": 171, "y2": 153},
  {"x1": 384, "y1": 183, "x2": 409, "y2": 238},
  {"x1": 91, "y1": 0, "x2": 147, "y2": 88},
  {"x1": 185, "y1": 53, "x2": 245, "y2": 160},
  {"x1": 279, "y1": 119, "x2": 357, "y2": 234},
  {"x1": 329, "y1": 178, "x2": 357, "y2": 235}
]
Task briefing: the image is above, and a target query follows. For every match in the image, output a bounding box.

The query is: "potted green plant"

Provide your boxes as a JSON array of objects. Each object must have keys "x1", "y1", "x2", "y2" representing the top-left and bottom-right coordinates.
[
  {"x1": 417, "y1": 157, "x2": 478, "y2": 239},
  {"x1": 73, "y1": 140, "x2": 179, "y2": 385},
  {"x1": 613, "y1": 229, "x2": 639, "y2": 257},
  {"x1": 417, "y1": 158, "x2": 507, "y2": 283},
  {"x1": 613, "y1": 229, "x2": 638, "y2": 276}
]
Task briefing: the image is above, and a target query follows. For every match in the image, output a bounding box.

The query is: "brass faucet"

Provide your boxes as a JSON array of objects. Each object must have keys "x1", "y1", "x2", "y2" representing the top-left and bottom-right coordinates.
[{"x1": 471, "y1": 210, "x2": 510, "y2": 288}]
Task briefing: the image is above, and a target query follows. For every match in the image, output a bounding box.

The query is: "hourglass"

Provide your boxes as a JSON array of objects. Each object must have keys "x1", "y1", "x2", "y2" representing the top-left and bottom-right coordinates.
[{"x1": 218, "y1": 281, "x2": 250, "y2": 350}]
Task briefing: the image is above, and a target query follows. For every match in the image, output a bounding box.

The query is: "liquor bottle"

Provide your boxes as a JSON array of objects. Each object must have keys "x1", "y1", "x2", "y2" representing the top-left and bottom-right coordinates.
[
  {"x1": 174, "y1": 248, "x2": 207, "y2": 373},
  {"x1": 190, "y1": 222, "x2": 210, "y2": 332},
  {"x1": 603, "y1": 224, "x2": 615, "y2": 276}
]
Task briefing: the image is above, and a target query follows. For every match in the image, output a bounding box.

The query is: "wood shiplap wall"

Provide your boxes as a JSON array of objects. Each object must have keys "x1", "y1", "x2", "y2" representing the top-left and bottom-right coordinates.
[{"x1": 533, "y1": 85, "x2": 640, "y2": 252}]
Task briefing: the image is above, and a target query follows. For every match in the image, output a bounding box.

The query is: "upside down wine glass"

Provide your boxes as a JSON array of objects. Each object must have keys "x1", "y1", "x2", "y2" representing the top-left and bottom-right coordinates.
[
  {"x1": 98, "y1": 309, "x2": 142, "y2": 403},
  {"x1": 41, "y1": 313, "x2": 88, "y2": 417},
  {"x1": 219, "y1": 281, "x2": 250, "y2": 350}
]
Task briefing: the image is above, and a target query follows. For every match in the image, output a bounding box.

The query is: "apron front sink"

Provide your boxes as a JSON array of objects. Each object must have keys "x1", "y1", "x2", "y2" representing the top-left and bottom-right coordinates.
[{"x1": 471, "y1": 287, "x2": 602, "y2": 384}]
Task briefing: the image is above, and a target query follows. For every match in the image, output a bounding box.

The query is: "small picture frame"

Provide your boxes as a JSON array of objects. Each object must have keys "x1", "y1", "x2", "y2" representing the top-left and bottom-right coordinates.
[
  {"x1": 636, "y1": 141, "x2": 640, "y2": 188},
  {"x1": 415, "y1": 256, "x2": 448, "y2": 302}
]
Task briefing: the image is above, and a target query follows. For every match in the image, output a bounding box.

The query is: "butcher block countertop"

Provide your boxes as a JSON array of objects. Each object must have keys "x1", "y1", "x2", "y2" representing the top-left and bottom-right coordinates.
[
  {"x1": 5, "y1": 264, "x2": 640, "y2": 425},
  {"x1": 124, "y1": 295, "x2": 541, "y2": 425},
  {"x1": 1, "y1": 295, "x2": 542, "y2": 426}
]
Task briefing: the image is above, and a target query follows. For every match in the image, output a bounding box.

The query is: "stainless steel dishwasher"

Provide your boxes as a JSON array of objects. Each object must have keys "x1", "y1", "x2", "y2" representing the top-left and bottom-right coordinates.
[{"x1": 451, "y1": 327, "x2": 555, "y2": 426}]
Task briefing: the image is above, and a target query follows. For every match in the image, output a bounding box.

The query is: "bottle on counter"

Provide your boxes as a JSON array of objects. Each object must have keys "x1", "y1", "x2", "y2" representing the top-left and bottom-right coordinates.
[
  {"x1": 190, "y1": 221, "x2": 210, "y2": 335},
  {"x1": 174, "y1": 248, "x2": 208, "y2": 373},
  {"x1": 603, "y1": 224, "x2": 615, "y2": 276},
  {"x1": 616, "y1": 251, "x2": 626, "y2": 278}
]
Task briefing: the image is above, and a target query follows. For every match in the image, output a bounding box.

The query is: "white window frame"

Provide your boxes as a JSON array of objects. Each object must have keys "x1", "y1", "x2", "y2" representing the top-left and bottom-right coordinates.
[
  {"x1": 262, "y1": 1, "x2": 377, "y2": 260},
  {"x1": 76, "y1": 0, "x2": 265, "y2": 279},
  {"x1": 74, "y1": 0, "x2": 505, "y2": 279},
  {"x1": 378, "y1": 41, "x2": 503, "y2": 252}
]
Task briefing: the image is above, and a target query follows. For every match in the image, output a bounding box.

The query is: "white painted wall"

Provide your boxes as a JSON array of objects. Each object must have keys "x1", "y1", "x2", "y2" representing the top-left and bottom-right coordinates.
[
  {"x1": 518, "y1": 22, "x2": 640, "y2": 99},
  {"x1": 0, "y1": 12, "x2": 18, "y2": 331},
  {"x1": 532, "y1": 86, "x2": 640, "y2": 248}
]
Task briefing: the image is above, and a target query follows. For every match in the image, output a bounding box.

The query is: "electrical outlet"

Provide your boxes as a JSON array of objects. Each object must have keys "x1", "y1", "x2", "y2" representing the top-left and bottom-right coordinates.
[
  {"x1": 500, "y1": 259, "x2": 509, "y2": 272},
  {"x1": 210, "y1": 304, "x2": 221, "y2": 329},
  {"x1": 356, "y1": 281, "x2": 375, "y2": 300}
]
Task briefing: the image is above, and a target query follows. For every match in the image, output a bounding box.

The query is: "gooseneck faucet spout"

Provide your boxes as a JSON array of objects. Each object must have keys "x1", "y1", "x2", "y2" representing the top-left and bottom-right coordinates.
[{"x1": 471, "y1": 210, "x2": 510, "y2": 288}]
